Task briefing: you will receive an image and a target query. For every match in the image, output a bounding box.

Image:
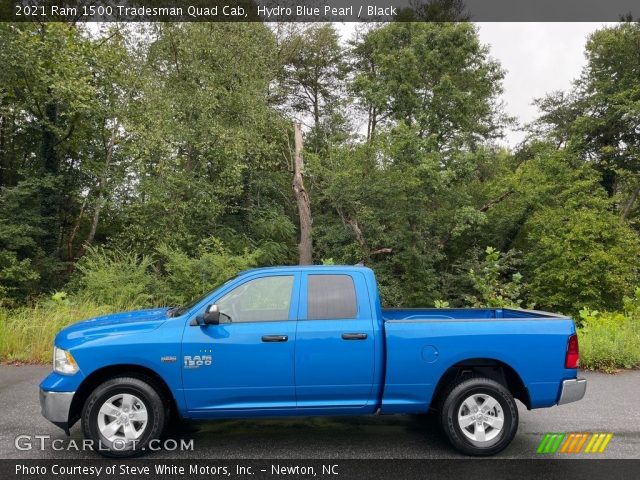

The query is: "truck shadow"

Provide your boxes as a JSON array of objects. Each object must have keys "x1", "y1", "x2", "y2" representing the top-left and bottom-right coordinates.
[
  {"x1": 160, "y1": 414, "x2": 458, "y2": 459},
  {"x1": 22, "y1": 411, "x2": 542, "y2": 459}
]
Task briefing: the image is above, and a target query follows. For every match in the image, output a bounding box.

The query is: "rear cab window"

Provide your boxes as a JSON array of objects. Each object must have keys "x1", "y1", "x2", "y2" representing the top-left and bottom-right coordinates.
[{"x1": 307, "y1": 274, "x2": 357, "y2": 320}]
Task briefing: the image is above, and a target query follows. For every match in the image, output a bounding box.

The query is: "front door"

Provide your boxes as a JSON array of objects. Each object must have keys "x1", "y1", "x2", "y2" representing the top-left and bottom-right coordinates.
[
  {"x1": 182, "y1": 273, "x2": 299, "y2": 412},
  {"x1": 295, "y1": 272, "x2": 375, "y2": 409}
]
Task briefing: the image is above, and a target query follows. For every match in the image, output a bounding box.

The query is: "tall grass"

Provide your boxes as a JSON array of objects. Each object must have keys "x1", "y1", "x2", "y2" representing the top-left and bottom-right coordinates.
[{"x1": 0, "y1": 299, "x2": 120, "y2": 363}]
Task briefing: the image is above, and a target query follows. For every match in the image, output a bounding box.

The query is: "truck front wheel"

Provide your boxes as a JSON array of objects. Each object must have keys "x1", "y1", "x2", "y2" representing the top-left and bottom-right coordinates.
[
  {"x1": 439, "y1": 375, "x2": 518, "y2": 456},
  {"x1": 82, "y1": 377, "x2": 166, "y2": 457}
]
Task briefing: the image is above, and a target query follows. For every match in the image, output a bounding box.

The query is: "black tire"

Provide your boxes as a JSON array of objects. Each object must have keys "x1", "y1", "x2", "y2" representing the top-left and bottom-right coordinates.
[
  {"x1": 82, "y1": 376, "x2": 166, "y2": 457},
  {"x1": 439, "y1": 375, "x2": 518, "y2": 456}
]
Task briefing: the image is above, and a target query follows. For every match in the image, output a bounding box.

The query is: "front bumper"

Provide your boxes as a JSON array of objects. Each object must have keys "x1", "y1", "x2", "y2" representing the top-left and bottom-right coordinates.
[
  {"x1": 558, "y1": 378, "x2": 587, "y2": 405},
  {"x1": 40, "y1": 388, "x2": 75, "y2": 432}
]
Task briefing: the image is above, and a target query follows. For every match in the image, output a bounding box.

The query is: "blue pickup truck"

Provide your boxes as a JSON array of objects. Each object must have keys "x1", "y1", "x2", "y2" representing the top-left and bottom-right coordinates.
[{"x1": 40, "y1": 265, "x2": 585, "y2": 456}]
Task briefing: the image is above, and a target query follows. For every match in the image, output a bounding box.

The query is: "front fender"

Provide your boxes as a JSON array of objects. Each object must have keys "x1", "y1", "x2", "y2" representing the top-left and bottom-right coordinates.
[{"x1": 40, "y1": 317, "x2": 188, "y2": 429}]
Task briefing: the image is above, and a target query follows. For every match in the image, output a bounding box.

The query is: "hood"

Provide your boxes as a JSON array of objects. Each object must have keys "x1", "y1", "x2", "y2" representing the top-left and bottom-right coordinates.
[{"x1": 56, "y1": 307, "x2": 170, "y2": 344}]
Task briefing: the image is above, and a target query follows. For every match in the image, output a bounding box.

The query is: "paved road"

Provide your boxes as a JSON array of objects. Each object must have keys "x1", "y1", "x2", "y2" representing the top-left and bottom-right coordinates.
[{"x1": 0, "y1": 366, "x2": 638, "y2": 459}]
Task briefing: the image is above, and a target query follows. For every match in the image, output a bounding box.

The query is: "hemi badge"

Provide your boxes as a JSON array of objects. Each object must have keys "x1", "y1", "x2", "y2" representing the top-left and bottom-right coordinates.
[{"x1": 161, "y1": 356, "x2": 177, "y2": 363}]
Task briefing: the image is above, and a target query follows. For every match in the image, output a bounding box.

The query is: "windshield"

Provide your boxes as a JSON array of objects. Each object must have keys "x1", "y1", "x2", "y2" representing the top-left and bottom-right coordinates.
[{"x1": 169, "y1": 276, "x2": 237, "y2": 317}]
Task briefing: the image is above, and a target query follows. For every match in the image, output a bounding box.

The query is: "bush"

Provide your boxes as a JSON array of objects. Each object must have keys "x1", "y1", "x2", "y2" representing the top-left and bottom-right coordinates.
[
  {"x1": 464, "y1": 247, "x2": 525, "y2": 308},
  {"x1": 72, "y1": 246, "x2": 156, "y2": 309},
  {"x1": 577, "y1": 289, "x2": 640, "y2": 372},
  {"x1": 69, "y1": 241, "x2": 261, "y2": 310},
  {"x1": 156, "y1": 240, "x2": 260, "y2": 306},
  {"x1": 0, "y1": 250, "x2": 40, "y2": 306}
]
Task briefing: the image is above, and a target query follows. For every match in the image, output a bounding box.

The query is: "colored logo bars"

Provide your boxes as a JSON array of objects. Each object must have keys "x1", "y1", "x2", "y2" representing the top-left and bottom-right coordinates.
[{"x1": 537, "y1": 433, "x2": 613, "y2": 454}]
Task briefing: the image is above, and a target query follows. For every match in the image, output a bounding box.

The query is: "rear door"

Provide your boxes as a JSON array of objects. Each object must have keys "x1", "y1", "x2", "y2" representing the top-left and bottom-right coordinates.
[{"x1": 295, "y1": 271, "x2": 375, "y2": 408}]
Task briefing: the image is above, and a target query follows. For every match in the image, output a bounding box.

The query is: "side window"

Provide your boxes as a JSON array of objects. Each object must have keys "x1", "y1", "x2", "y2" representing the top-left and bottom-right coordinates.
[
  {"x1": 217, "y1": 276, "x2": 294, "y2": 323},
  {"x1": 307, "y1": 274, "x2": 357, "y2": 320}
]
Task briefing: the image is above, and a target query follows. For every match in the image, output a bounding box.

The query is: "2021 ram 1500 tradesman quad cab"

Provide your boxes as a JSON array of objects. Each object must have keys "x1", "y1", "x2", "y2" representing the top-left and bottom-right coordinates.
[{"x1": 40, "y1": 265, "x2": 586, "y2": 456}]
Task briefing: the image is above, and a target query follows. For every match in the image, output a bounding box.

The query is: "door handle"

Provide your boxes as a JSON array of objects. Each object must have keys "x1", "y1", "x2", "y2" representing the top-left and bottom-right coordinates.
[
  {"x1": 341, "y1": 333, "x2": 368, "y2": 340},
  {"x1": 261, "y1": 335, "x2": 288, "y2": 342}
]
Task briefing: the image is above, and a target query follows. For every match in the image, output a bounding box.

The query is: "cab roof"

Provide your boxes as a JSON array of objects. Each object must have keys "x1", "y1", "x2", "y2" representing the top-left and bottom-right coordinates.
[{"x1": 238, "y1": 265, "x2": 373, "y2": 276}]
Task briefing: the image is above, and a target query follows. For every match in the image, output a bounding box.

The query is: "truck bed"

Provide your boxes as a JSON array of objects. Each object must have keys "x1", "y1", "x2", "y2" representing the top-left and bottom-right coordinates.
[{"x1": 379, "y1": 307, "x2": 576, "y2": 413}]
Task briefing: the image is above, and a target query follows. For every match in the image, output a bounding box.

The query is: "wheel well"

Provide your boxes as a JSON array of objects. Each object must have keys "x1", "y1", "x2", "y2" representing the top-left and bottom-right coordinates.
[
  {"x1": 431, "y1": 358, "x2": 530, "y2": 410},
  {"x1": 68, "y1": 364, "x2": 178, "y2": 428}
]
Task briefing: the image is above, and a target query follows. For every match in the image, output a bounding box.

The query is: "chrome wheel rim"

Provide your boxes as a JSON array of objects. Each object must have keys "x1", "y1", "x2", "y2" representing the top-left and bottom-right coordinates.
[
  {"x1": 97, "y1": 393, "x2": 148, "y2": 446},
  {"x1": 457, "y1": 393, "x2": 504, "y2": 443}
]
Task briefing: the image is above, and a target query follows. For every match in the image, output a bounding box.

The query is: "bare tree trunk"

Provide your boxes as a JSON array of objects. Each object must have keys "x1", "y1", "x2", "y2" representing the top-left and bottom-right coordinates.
[
  {"x1": 479, "y1": 189, "x2": 514, "y2": 212},
  {"x1": 86, "y1": 121, "x2": 117, "y2": 247},
  {"x1": 346, "y1": 216, "x2": 366, "y2": 249},
  {"x1": 369, "y1": 106, "x2": 377, "y2": 140},
  {"x1": 67, "y1": 193, "x2": 88, "y2": 261},
  {"x1": 621, "y1": 183, "x2": 640, "y2": 220},
  {"x1": 292, "y1": 122, "x2": 313, "y2": 265},
  {"x1": 86, "y1": 194, "x2": 103, "y2": 247},
  {"x1": 0, "y1": 111, "x2": 5, "y2": 187}
]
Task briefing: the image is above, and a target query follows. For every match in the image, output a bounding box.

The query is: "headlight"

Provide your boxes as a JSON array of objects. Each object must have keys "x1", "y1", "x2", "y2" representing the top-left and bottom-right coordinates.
[{"x1": 53, "y1": 347, "x2": 79, "y2": 375}]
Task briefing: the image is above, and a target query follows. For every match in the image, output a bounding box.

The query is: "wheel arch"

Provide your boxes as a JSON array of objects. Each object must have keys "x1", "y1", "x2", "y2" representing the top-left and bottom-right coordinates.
[
  {"x1": 68, "y1": 364, "x2": 178, "y2": 429},
  {"x1": 431, "y1": 358, "x2": 530, "y2": 410}
]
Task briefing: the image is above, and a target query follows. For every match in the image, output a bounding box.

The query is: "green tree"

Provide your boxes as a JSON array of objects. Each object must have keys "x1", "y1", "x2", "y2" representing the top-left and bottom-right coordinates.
[
  {"x1": 276, "y1": 24, "x2": 349, "y2": 153},
  {"x1": 311, "y1": 23, "x2": 509, "y2": 305},
  {"x1": 112, "y1": 23, "x2": 294, "y2": 263},
  {"x1": 479, "y1": 142, "x2": 640, "y2": 313},
  {"x1": 524, "y1": 207, "x2": 640, "y2": 313},
  {"x1": 351, "y1": 22, "x2": 507, "y2": 146},
  {"x1": 535, "y1": 23, "x2": 640, "y2": 220},
  {"x1": 0, "y1": 23, "x2": 129, "y2": 298}
]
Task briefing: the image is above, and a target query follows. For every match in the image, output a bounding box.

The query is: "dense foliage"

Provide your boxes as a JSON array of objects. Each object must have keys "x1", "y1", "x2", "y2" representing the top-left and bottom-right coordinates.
[{"x1": 1, "y1": 21, "x2": 639, "y2": 332}]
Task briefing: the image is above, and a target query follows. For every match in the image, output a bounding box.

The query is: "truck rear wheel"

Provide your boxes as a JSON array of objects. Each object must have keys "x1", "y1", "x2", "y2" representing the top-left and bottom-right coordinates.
[
  {"x1": 439, "y1": 375, "x2": 518, "y2": 456},
  {"x1": 82, "y1": 377, "x2": 166, "y2": 457}
]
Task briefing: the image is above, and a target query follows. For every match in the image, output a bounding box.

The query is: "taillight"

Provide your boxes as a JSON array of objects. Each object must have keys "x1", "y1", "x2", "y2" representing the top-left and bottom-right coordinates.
[{"x1": 565, "y1": 334, "x2": 580, "y2": 369}]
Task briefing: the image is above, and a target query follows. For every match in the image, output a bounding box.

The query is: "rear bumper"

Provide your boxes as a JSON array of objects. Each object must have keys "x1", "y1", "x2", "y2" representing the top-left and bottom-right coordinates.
[
  {"x1": 40, "y1": 388, "x2": 75, "y2": 432},
  {"x1": 558, "y1": 378, "x2": 587, "y2": 405}
]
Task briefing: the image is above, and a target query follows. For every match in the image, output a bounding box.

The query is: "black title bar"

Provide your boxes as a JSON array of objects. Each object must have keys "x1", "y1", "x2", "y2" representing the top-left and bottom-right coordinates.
[
  {"x1": 3, "y1": 459, "x2": 640, "y2": 480},
  {"x1": 1, "y1": 0, "x2": 639, "y2": 22}
]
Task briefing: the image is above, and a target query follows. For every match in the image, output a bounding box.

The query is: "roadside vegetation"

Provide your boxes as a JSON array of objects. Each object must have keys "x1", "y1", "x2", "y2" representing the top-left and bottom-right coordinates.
[
  {"x1": 1, "y1": 20, "x2": 639, "y2": 371},
  {"x1": 577, "y1": 291, "x2": 640, "y2": 372},
  {"x1": 0, "y1": 298, "x2": 113, "y2": 363}
]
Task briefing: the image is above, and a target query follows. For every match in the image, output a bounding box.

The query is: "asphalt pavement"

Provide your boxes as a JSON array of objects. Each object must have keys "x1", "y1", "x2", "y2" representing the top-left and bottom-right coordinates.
[{"x1": 0, "y1": 366, "x2": 638, "y2": 459}]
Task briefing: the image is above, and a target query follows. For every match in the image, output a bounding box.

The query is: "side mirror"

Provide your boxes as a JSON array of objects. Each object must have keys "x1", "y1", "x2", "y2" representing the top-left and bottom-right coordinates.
[{"x1": 203, "y1": 304, "x2": 220, "y2": 325}]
